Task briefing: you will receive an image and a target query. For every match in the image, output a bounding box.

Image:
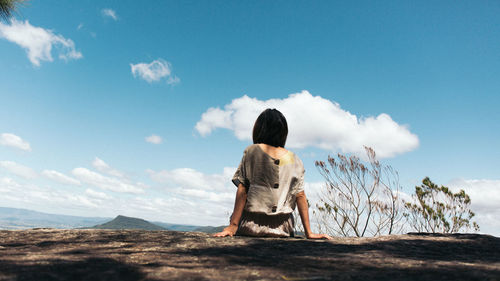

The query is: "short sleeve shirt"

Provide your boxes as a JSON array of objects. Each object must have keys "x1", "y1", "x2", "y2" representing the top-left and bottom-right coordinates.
[{"x1": 232, "y1": 144, "x2": 305, "y2": 215}]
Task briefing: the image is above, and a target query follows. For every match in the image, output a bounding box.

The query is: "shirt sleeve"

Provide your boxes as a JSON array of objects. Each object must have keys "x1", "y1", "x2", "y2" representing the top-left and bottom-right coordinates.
[
  {"x1": 232, "y1": 148, "x2": 249, "y2": 188},
  {"x1": 291, "y1": 156, "x2": 305, "y2": 195}
]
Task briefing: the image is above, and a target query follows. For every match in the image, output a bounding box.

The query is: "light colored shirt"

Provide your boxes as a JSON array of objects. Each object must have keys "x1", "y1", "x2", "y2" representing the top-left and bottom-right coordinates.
[{"x1": 232, "y1": 144, "x2": 305, "y2": 215}]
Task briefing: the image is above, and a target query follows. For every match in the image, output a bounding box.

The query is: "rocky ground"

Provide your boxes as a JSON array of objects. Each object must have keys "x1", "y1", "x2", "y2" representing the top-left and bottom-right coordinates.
[{"x1": 0, "y1": 229, "x2": 498, "y2": 281}]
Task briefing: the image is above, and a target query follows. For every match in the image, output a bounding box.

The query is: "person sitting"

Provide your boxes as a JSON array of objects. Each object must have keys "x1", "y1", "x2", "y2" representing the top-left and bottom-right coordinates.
[{"x1": 214, "y1": 108, "x2": 331, "y2": 239}]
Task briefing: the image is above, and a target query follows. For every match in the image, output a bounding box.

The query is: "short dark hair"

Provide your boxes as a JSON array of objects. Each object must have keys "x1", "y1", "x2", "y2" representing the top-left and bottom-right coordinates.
[{"x1": 252, "y1": 108, "x2": 288, "y2": 147}]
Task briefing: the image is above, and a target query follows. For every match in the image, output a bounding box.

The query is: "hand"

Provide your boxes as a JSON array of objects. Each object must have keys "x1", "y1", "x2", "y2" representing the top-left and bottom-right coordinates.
[
  {"x1": 306, "y1": 233, "x2": 333, "y2": 240},
  {"x1": 213, "y1": 225, "x2": 238, "y2": 237}
]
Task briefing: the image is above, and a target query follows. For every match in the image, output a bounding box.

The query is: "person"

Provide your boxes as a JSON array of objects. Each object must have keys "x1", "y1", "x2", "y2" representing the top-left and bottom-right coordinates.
[{"x1": 214, "y1": 108, "x2": 332, "y2": 239}]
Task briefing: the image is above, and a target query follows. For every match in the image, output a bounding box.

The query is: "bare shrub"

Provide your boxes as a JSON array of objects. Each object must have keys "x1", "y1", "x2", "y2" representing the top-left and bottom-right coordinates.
[{"x1": 313, "y1": 147, "x2": 404, "y2": 237}]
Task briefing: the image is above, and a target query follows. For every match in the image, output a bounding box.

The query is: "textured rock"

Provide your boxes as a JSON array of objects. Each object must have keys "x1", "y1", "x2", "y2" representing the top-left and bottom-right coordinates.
[{"x1": 0, "y1": 229, "x2": 499, "y2": 280}]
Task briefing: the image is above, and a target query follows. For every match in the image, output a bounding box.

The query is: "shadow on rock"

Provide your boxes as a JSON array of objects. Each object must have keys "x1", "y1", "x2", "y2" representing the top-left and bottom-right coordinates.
[
  {"x1": 171, "y1": 234, "x2": 500, "y2": 281},
  {"x1": 0, "y1": 257, "x2": 145, "y2": 281}
]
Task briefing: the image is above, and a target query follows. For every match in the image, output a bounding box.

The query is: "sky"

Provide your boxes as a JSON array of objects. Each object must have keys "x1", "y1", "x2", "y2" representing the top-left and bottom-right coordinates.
[{"x1": 0, "y1": 0, "x2": 499, "y2": 235}]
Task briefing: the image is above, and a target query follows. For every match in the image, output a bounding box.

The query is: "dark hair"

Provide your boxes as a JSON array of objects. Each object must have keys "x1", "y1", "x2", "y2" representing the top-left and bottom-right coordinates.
[{"x1": 252, "y1": 108, "x2": 288, "y2": 147}]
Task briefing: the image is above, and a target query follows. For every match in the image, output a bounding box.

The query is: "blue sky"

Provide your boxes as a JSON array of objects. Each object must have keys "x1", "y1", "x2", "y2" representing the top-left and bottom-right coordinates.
[{"x1": 0, "y1": 1, "x2": 499, "y2": 234}]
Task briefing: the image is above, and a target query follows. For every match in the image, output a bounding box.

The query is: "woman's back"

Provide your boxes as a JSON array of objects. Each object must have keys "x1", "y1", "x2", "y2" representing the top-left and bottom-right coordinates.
[
  {"x1": 233, "y1": 143, "x2": 304, "y2": 216},
  {"x1": 256, "y1": 143, "x2": 288, "y2": 159},
  {"x1": 214, "y1": 108, "x2": 331, "y2": 239}
]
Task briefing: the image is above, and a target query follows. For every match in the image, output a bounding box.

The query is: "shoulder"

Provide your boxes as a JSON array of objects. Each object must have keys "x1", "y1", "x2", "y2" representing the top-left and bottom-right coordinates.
[
  {"x1": 294, "y1": 153, "x2": 303, "y2": 164},
  {"x1": 288, "y1": 150, "x2": 305, "y2": 171},
  {"x1": 285, "y1": 149, "x2": 301, "y2": 162},
  {"x1": 238, "y1": 144, "x2": 260, "y2": 161},
  {"x1": 243, "y1": 144, "x2": 259, "y2": 154}
]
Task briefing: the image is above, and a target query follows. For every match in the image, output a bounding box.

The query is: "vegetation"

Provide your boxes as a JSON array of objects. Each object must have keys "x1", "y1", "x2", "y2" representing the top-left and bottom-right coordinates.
[
  {"x1": 0, "y1": 0, "x2": 24, "y2": 21},
  {"x1": 403, "y1": 177, "x2": 480, "y2": 233},
  {"x1": 313, "y1": 148, "x2": 479, "y2": 237},
  {"x1": 313, "y1": 147, "x2": 404, "y2": 237}
]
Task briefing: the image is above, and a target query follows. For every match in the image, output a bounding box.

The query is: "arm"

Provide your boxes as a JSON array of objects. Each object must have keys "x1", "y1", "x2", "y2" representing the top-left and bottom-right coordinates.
[
  {"x1": 296, "y1": 191, "x2": 332, "y2": 240},
  {"x1": 213, "y1": 183, "x2": 247, "y2": 237}
]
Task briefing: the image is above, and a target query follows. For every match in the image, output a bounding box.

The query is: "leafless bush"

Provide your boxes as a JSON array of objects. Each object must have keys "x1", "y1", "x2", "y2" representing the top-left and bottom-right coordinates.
[{"x1": 313, "y1": 147, "x2": 404, "y2": 237}]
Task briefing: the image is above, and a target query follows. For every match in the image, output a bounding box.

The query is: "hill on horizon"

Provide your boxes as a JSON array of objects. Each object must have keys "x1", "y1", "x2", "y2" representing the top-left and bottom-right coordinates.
[
  {"x1": 0, "y1": 207, "x2": 226, "y2": 233},
  {"x1": 90, "y1": 215, "x2": 226, "y2": 233},
  {"x1": 89, "y1": 215, "x2": 166, "y2": 231},
  {"x1": 191, "y1": 225, "x2": 226, "y2": 234}
]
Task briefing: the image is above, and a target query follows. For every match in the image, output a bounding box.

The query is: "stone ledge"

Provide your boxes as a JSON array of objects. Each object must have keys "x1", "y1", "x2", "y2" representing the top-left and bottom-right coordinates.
[{"x1": 0, "y1": 229, "x2": 499, "y2": 280}]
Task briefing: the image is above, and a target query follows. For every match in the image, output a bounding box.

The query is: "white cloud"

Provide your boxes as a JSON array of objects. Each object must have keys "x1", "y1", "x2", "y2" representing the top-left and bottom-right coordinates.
[
  {"x1": 302, "y1": 181, "x2": 326, "y2": 205},
  {"x1": 0, "y1": 19, "x2": 82, "y2": 66},
  {"x1": 92, "y1": 157, "x2": 126, "y2": 179},
  {"x1": 0, "y1": 173, "x2": 232, "y2": 226},
  {"x1": 145, "y1": 134, "x2": 163, "y2": 144},
  {"x1": 41, "y1": 170, "x2": 81, "y2": 186},
  {"x1": 167, "y1": 75, "x2": 180, "y2": 85},
  {"x1": 449, "y1": 179, "x2": 500, "y2": 209},
  {"x1": 0, "y1": 177, "x2": 21, "y2": 193},
  {"x1": 448, "y1": 178, "x2": 500, "y2": 236},
  {"x1": 148, "y1": 167, "x2": 236, "y2": 193},
  {"x1": 77, "y1": 23, "x2": 84, "y2": 30},
  {"x1": 130, "y1": 59, "x2": 180, "y2": 84},
  {"x1": 195, "y1": 91, "x2": 419, "y2": 158},
  {"x1": 147, "y1": 167, "x2": 237, "y2": 220},
  {"x1": 101, "y1": 9, "x2": 118, "y2": 21},
  {"x1": 0, "y1": 161, "x2": 37, "y2": 179},
  {"x1": 0, "y1": 157, "x2": 237, "y2": 226},
  {"x1": 72, "y1": 167, "x2": 145, "y2": 194},
  {"x1": 0, "y1": 177, "x2": 101, "y2": 212},
  {"x1": 0, "y1": 133, "x2": 31, "y2": 151},
  {"x1": 85, "y1": 188, "x2": 111, "y2": 200},
  {"x1": 196, "y1": 107, "x2": 233, "y2": 135}
]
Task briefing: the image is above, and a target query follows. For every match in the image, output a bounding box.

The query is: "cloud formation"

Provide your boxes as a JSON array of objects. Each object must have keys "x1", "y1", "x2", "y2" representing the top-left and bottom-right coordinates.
[
  {"x1": 0, "y1": 177, "x2": 102, "y2": 212},
  {"x1": 448, "y1": 178, "x2": 500, "y2": 235},
  {"x1": 130, "y1": 59, "x2": 180, "y2": 84},
  {"x1": 0, "y1": 161, "x2": 37, "y2": 179},
  {"x1": 1, "y1": 151, "x2": 498, "y2": 233},
  {"x1": 147, "y1": 167, "x2": 236, "y2": 221},
  {"x1": 0, "y1": 19, "x2": 82, "y2": 66},
  {"x1": 85, "y1": 188, "x2": 111, "y2": 200},
  {"x1": 195, "y1": 91, "x2": 419, "y2": 158},
  {"x1": 41, "y1": 170, "x2": 81, "y2": 186},
  {"x1": 0, "y1": 133, "x2": 31, "y2": 151},
  {"x1": 101, "y1": 9, "x2": 118, "y2": 21},
  {"x1": 92, "y1": 157, "x2": 126, "y2": 179},
  {"x1": 72, "y1": 167, "x2": 145, "y2": 194},
  {"x1": 0, "y1": 166, "x2": 235, "y2": 226},
  {"x1": 145, "y1": 134, "x2": 163, "y2": 144},
  {"x1": 148, "y1": 167, "x2": 235, "y2": 193},
  {"x1": 66, "y1": 157, "x2": 147, "y2": 194}
]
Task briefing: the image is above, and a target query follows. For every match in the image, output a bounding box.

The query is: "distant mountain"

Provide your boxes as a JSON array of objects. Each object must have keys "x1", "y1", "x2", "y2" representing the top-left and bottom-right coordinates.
[
  {"x1": 0, "y1": 207, "x2": 109, "y2": 230},
  {"x1": 192, "y1": 225, "x2": 226, "y2": 234},
  {"x1": 0, "y1": 206, "x2": 226, "y2": 233},
  {"x1": 91, "y1": 217, "x2": 227, "y2": 233},
  {"x1": 89, "y1": 215, "x2": 166, "y2": 230},
  {"x1": 153, "y1": 222, "x2": 200, "y2": 232}
]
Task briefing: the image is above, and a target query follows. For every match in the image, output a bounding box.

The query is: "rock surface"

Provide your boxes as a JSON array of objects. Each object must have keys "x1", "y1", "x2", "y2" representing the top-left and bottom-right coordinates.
[{"x1": 0, "y1": 229, "x2": 498, "y2": 280}]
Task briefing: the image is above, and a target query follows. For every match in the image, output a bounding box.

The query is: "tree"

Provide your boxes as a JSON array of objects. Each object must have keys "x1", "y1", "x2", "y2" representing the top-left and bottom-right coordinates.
[
  {"x1": 313, "y1": 147, "x2": 404, "y2": 237},
  {"x1": 403, "y1": 177, "x2": 480, "y2": 233},
  {"x1": 0, "y1": 0, "x2": 25, "y2": 21}
]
